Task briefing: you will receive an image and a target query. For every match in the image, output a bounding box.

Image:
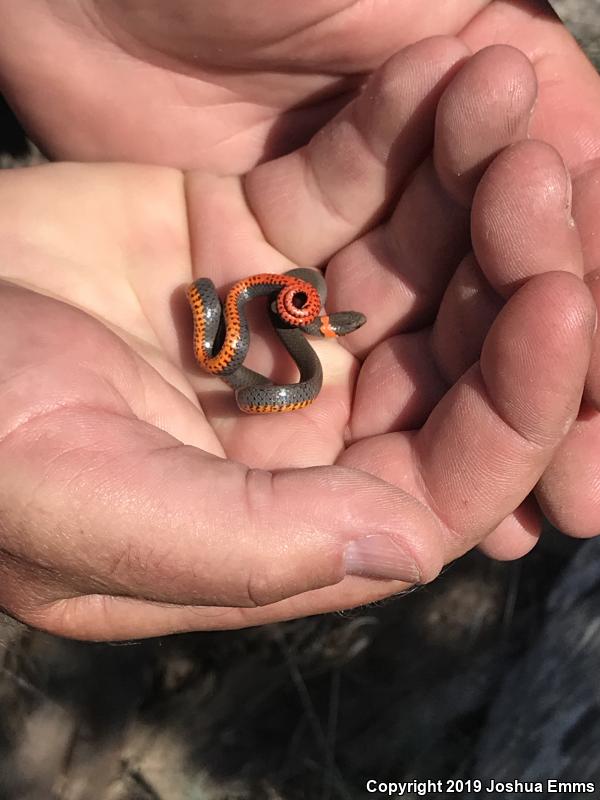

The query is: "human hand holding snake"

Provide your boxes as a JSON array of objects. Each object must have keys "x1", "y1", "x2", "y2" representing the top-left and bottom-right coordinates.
[
  {"x1": 187, "y1": 269, "x2": 365, "y2": 413},
  {"x1": 0, "y1": 4, "x2": 598, "y2": 639}
]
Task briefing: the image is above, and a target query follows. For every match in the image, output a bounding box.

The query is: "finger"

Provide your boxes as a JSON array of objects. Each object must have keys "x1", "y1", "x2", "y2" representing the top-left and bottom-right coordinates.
[
  {"x1": 350, "y1": 328, "x2": 447, "y2": 440},
  {"x1": 574, "y1": 166, "x2": 600, "y2": 275},
  {"x1": 0, "y1": 404, "x2": 445, "y2": 611},
  {"x1": 584, "y1": 272, "x2": 600, "y2": 406},
  {"x1": 434, "y1": 44, "x2": 538, "y2": 207},
  {"x1": 532, "y1": 166, "x2": 600, "y2": 538},
  {"x1": 342, "y1": 272, "x2": 595, "y2": 562},
  {"x1": 326, "y1": 42, "x2": 536, "y2": 356},
  {"x1": 461, "y1": 1, "x2": 600, "y2": 172},
  {"x1": 420, "y1": 271, "x2": 593, "y2": 555},
  {"x1": 431, "y1": 253, "x2": 503, "y2": 384},
  {"x1": 535, "y1": 407, "x2": 600, "y2": 538},
  {"x1": 572, "y1": 166, "x2": 600, "y2": 407},
  {"x1": 244, "y1": 36, "x2": 470, "y2": 266},
  {"x1": 477, "y1": 497, "x2": 543, "y2": 561},
  {"x1": 442, "y1": 145, "x2": 600, "y2": 541},
  {"x1": 472, "y1": 140, "x2": 582, "y2": 294},
  {"x1": 326, "y1": 158, "x2": 470, "y2": 357},
  {"x1": 351, "y1": 263, "x2": 548, "y2": 561},
  {"x1": 433, "y1": 140, "x2": 583, "y2": 384}
]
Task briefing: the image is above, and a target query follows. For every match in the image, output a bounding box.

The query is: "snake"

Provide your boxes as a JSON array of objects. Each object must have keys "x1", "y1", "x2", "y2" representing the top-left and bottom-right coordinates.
[{"x1": 187, "y1": 268, "x2": 366, "y2": 413}]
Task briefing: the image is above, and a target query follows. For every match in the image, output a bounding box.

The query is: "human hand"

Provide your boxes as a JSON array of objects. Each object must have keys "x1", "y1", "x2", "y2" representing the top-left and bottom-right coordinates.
[
  {"x1": 2, "y1": 1, "x2": 599, "y2": 543},
  {"x1": 341, "y1": 132, "x2": 598, "y2": 561},
  {"x1": 0, "y1": 1, "x2": 597, "y2": 175},
  {"x1": 0, "y1": 39, "x2": 594, "y2": 640},
  {"x1": 326, "y1": 35, "x2": 600, "y2": 554}
]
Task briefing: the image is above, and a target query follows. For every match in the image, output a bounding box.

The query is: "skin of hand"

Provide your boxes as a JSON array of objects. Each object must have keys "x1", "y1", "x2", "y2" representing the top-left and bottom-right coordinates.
[
  {"x1": 0, "y1": 34, "x2": 595, "y2": 640},
  {"x1": 0, "y1": 0, "x2": 599, "y2": 541}
]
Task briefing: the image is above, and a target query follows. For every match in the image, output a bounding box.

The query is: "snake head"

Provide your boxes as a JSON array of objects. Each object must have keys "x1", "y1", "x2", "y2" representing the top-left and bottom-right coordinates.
[{"x1": 317, "y1": 310, "x2": 366, "y2": 338}]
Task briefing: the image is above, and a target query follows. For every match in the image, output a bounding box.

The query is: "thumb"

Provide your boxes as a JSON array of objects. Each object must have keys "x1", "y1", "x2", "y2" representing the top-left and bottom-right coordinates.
[{"x1": 0, "y1": 406, "x2": 443, "y2": 637}]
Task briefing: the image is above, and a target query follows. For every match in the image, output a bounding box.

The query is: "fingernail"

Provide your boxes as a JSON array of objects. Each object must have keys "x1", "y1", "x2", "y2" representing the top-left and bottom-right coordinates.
[{"x1": 344, "y1": 535, "x2": 421, "y2": 583}]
